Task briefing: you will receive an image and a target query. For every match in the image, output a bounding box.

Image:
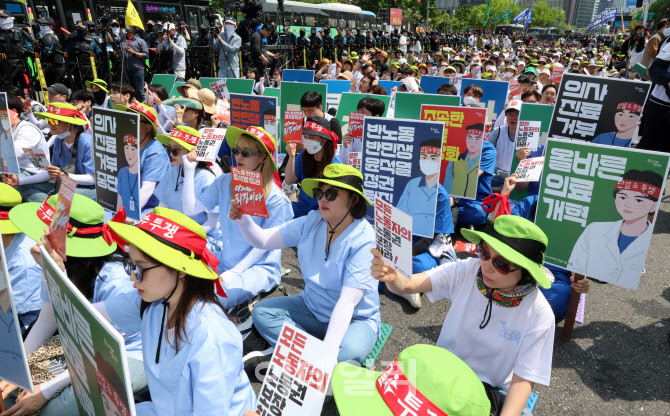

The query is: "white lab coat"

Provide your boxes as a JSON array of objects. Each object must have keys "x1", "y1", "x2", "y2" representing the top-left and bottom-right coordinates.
[{"x1": 567, "y1": 220, "x2": 652, "y2": 290}]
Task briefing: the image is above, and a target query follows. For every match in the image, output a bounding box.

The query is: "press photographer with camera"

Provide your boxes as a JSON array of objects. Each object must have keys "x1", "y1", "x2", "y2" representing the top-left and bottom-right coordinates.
[
  {"x1": 159, "y1": 21, "x2": 188, "y2": 81},
  {"x1": 236, "y1": 0, "x2": 262, "y2": 44},
  {"x1": 214, "y1": 18, "x2": 241, "y2": 78}
]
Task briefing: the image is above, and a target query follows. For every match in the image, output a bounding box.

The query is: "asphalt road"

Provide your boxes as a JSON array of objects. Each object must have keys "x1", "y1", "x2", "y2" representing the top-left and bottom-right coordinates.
[{"x1": 247, "y1": 188, "x2": 670, "y2": 416}]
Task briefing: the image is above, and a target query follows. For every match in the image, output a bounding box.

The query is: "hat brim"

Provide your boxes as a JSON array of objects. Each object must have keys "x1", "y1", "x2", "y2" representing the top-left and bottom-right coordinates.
[
  {"x1": 301, "y1": 178, "x2": 373, "y2": 206},
  {"x1": 8, "y1": 203, "x2": 117, "y2": 257},
  {"x1": 0, "y1": 219, "x2": 21, "y2": 235},
  {"x1": 460, "y1": 228, "x2": 551, "y2": 289},
  {"x1": 156, "y1": 134, "x2": 196, "y2": 151},
  {"x1": 107, "y1": 222, "x2": 218, "y2": 280},
  {"x1": 85, "y1": 80, "x2": 108, "y2": 92},
  {"x1": 224, "y1": 126, "x2": 278, "y2": 172},
  {"x1": 34, "y1": 112, "x2": 88, "y2": 126},
  {"x1": 201, "y1": 102, "x2": 217, "y2": 114},
  {"x1": 113, "y1": 104, "x2": 158, "y2": 136},
  {"x1": 332, "y1": 363, "x2": 392, "y2": 416}
]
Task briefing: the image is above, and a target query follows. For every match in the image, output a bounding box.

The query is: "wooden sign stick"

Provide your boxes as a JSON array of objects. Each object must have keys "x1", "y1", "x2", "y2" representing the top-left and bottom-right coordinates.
[{"x1": 561, "y1": 273, "x2": 586, "y2": 340}]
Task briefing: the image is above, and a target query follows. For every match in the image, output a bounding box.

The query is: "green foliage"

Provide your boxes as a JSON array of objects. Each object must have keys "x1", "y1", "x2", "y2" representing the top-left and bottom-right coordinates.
[{"x1": 531, "y1": 0, "x2": 565, "y2": 27}]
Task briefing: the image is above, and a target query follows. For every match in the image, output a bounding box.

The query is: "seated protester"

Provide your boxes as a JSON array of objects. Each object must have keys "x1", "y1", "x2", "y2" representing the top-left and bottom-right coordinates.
[
  {"x1": 338, "y1": 96, "x2": 385, "y2": 164},
  {"x1": 148, "y1": 84, "x2": 176, "y2": 134},
  {"x1": 462, "y1": 84, "x2": 484, "y2": 108},
  {"x1": 4, "y1": 96, "x2": 51, "y2": 202},
  {"x1": 97, "y1": 208, "x2": 256, "y2": 415},
  {"x1": 0, "y1": 184, "x2": 42, "y2": 335},
  {"x1": 114, "y1": 102, "x2": 171, "y2": 219},
  {"x1": 182, "y1": 127, "x2": 292, "y2": 324},
  {"x1": 167, "y1": 97, "x2": 205, "y2": 130},
  {"x1": 6, "y1": 103, "x2": 97, "y2": 200},
  {"x1": 85, "y1": 78, "x2": 112, "y2": 109},
  {"x1": 197, "y1": 89, "x2": 225, "y2": 129},
  {"x1": 487, "y1": 100, "x2": 521, "y2": 191},
  {"x1": 371, "y1": 214, "x2": 556, "y2": 416},
  {"x1": 24, "y1": 83, "x2": 69, "y2": 132},
  {"x1": 3, "y1": 195, "x2": 146, "y2": 415},
  {"x1": 437, "y1": 83, "x2": 458, "y2": 95},
  {"x1": 234, "y1": 165, "x2": 381, "y2": 364},
  {"x1": 154, "y1": 126, "x2": 223, "y2": 251},
  {"x1": 300, "y1": 91, "x2": 343, "y2": 140},
  {"x1": 110, "y1": 81, "x2": 136, "y2": 107},
  {"x1": 285, "y1": 116, "x2": 343, "y2": 218},
  {"x1": 71, "y1": 88, "x2": 95, "y2": 134}
]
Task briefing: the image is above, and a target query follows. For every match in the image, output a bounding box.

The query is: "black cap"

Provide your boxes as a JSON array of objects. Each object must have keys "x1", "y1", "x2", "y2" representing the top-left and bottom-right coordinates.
[
  {"x1": 83, "y1": 20, "x2": 95, "y2": 27},
  {"x1": 517, "y1": 74, "x2": 536, "y2": 84},
  {"x1": 177, "y1": 20, "x2": 187, "y2": 26},
  {"x1": 0, "y1": 9, "x2": 13, "y2": 18},
  {"x1": 37, "y1": 17, "x2": 55, "y2": 26},
  {"x1": 199, "y1": 24, "x2": 207, "y2": 30},
  {"x1": 337, "y1": 27, "x2": 343, "y2": 30},
  {"x1": 46, "y1": 83, "x2": 69, "y2": 96}
]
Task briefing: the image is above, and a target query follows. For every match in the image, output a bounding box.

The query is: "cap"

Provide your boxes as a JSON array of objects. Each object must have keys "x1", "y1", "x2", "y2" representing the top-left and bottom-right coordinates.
[
  {"x1": 46, "y1": 83, "x2": 69, "y2": 96},
  {"x1": 0, "y1": 9, "x2": 13, "y2": 18},
  {"x1": 506, "y1": 100, "x2": 522, "y2": 113},
  {"x1": 37, "y1": 17, "x2": 55, "y2": 26}
]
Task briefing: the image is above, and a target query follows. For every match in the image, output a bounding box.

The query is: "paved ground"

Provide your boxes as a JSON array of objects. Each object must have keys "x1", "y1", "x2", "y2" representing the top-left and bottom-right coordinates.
[{"x1": 247, "y1": 188, "x2": 670, "y2": 415}]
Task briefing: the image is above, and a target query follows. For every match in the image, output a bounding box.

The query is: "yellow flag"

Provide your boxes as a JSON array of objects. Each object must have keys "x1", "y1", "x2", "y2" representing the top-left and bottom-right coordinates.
[{"x1": 125, "y1": 0, "x2": 144, "y2": 30}]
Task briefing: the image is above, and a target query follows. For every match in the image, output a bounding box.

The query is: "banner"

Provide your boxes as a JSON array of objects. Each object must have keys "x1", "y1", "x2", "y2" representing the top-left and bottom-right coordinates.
[
  {"x1": 393, "y1": 93, "x2": 460, "y2": 120},
  {"x1": 374, "y1": 196, "x2": 413, "y2": 280},
  {"x1": 195, "y1": 128, "x2": 226, "y2": 163},
  {"x1": 0, "y1": 93, "x2": 20, "y2": 174},
  {"x1": 49, "y1": 176, "x2": 77, "y2": 260},
  {"x1": 361, "y1": 118, "x2": 444, "y2": 237},
  {"x1": 514, "y1": 6, "x2": 532, "y2": 26},
  {"x1": 419, "y1": 76, "x2": 450, "y2": 95},
  {"x1": 231, "y1": 167, "x2": 269, "y2": 218},
  {"x1": 460, "y1": 79, "x2": 510, "y2": 123},
  {"x1": 335, "y1": 93, "x2": 392, "y2": 136},
  {"x1": 280, "y1": 82, "x2": 327, "y2": 149},
  {"x1": 514, "y1": 156, "x2": 544, "y2": 182},
  {"x1": 0, "y1": 231, "x2": 33, "y2": 392},
  {"x1": 283, "y1": 70, "x2": 315, "y2": 83},
  {"x1": 230, "y1": 94, "x2": 278, "y2": 139},
  {"x1": 41, "y1": 247, "x2": 136, "y2": 416},
  {"x1": 548, "y1": 74, "x2": 651, "y2": 146},
  {"x1": 256, "y1": 322, "x2": 338, "y2": 416},
  {"x1": 390, "y1": 8, "x2": 402, "y2": 26},
  {"x1": 587, "y1": 9, "x2": 617, "y2": 32},
  {"x1": 420, "y1": 105, "x2": 487, "y2": 200},
  {"x1": 92, "y1": 108, "x2": 142, "y2": 220},
  {"x1": 535, "y1": 140, "x2": 670, "y2": 290}
]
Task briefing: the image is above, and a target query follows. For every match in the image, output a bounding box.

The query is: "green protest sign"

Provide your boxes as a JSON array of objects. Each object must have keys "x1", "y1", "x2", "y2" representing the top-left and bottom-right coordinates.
[
  {"x1": 535, "y1": 139, "x2": 670, "y2": 290},
  {"x1": 394, "y1": 93, "x2": 460, "y2": 120},
  {"x1": 169, "y1": 78, "x2": 254, "y2": 98},
  {"x1": 263, "y1": 87, "x2": 281, "y2": 100},
  {"x1": 335, "y1": 93, "x2": 392, "y2": 135},
  {"x1": 41, "y1": 247, "x2": 136, "y2": 416},
  {"x1": 149, "y1": 75, "x2": 177, "y2": 95},
  {"x1": 279, "y1": 82, "x2": 327, "y2": 151}
]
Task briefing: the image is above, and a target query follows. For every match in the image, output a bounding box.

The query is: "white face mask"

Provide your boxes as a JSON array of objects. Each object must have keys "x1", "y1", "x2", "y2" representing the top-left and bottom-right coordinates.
[
  {"x1": 463, "y1": 96, "x2": 479, "y2": 106},
  {"x1": 0, "y1": 17, "x2": 14, "y2": 30},
  {"x1": 56, "y1": 130, "x2": 72, "y2": 140},
  {"x1": 663, "y1": 28, "x2": 670, "y2": 37},
  {"x1": 303, "y1": 138, "x2": 323, "y2": 154},
  {"x1": 419, "y1": 159, "x2": 440, "y2": 176},
  {"x1": 112, "y1": 27, "x2": 120, "y2": 35},
  {"x1": 225, "y1": 25, "x2": 235, "y2": 36},
  {"x1": 40, "y1": 25, "x2": 53, "y2": 35}
]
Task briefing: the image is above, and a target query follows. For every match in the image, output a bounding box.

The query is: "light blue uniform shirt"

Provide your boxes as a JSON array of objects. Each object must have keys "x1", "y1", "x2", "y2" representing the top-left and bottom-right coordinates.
[
  {"x1": 396, "y1": 176, "x2": 440, "y2": 237},
  {"x1": 51, "y1": 133, "x2": 95, "y2": 180},
  {"x1": 6, "y1": 233, "x2": 42, "y2": 315},
  {"x1": 279, "y1": 210, "x2": 381, "y2": 334},
  {"x1": 105, "y1": 293, "x2": 256, "y2": 416},
  {"x1": 293, "y1": 151, "x2": 343, "y2": 218},
  {"x1": 199, "y1": 173, "x2": 293, "y2": 272},
  {"x1": 139, "y1": 138, "x2": 171, "y2": 212},
  {"x1": 154, "y1": 166, "x2": 217, "y2": 225}
]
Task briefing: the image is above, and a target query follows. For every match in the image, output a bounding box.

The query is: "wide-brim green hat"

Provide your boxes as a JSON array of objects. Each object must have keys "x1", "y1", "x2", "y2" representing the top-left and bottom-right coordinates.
[
  {"x1": 114, "y1": 102, "x2": 158, "y2": 136},
  {"x1": 9, "y1": 194, "x2": 117, "y2": 257},
  {"x1": 85, "y1": 78, "x2": 108, "y2": 92},
  {"x1": 332, "y1": 344, "x2": 490, "y2": 416},
  {"x1": 225, "y1": 126, "x2": 278, "y2": 172},
  {"x1": 0, "y1": 183, "x2": 22, "y2": 234},
  {"x1": 107, "y1": 207, "x2": 218, "y2": 280},
  {"x1": 156, "y1": 125, "x2": 201, "y2": 150},
  {"x1": 163, "y1": 97, "x2": 204, "y2": 112},
  {"x1": 302, "y1": 164, "x2": 372, "y2": 206},
  {"x1": 461, "y1": 215, "x2": 551, "y2": 289},
  {"x1": 34, "y1": 102, "x2": 88, "y2": 126}
]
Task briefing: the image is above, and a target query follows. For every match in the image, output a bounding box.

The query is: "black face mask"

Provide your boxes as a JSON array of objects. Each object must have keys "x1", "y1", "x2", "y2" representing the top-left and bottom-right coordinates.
[
  {"x1": 93, "y1": 89, "x2": 106, "y2": 106},
  {"x1": 76, "y1": 28, "x2": 87, "y2": 36}
]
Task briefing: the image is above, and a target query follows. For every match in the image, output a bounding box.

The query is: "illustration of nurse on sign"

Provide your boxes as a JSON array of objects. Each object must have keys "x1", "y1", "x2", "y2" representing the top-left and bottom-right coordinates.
[
  {"x1": 591, "y1": 102, "x2": 642, "y2": 148},
  {"x1": 116, "y1": 134, "x2": 140, "y2": 219},
  {"x1": 568, "y1": 169, "x2": 662, "y2": 289},
  {"x1": 443, "y1": 123, "x2": 484, "y2": 199},
  {"x1": 396, "y1": 139, "x2": 442, "y2": 237}
]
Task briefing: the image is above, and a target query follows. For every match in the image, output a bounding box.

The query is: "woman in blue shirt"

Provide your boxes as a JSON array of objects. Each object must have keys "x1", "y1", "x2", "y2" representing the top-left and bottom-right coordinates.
[
  {"x1": 232, "y1": 164, "x2": 381, "y2": 364},
  {"x1": 284, "y1": 116, "x2": 342, "y2": 218}
]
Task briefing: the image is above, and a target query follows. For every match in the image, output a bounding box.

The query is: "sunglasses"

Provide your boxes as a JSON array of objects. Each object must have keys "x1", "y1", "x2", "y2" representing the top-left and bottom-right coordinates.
[
  {"x1": 166, "y1": 146, "x2": 185, "y2": 156},
  {"x1": 232, "y1": 148, "x2": 265, "y2": 158},
  {"x1": 47, "y1": 118, "x2": 60, "y2": 126},
  {"x1": 477, "y1": 244, "x2": 520, "y2": 275},
  {"x1": 123, "y1": 256, "x2": 161, "y2": 283},
  {"x1": 312, "y1": 187, "x2": 339, "y2": 202}
]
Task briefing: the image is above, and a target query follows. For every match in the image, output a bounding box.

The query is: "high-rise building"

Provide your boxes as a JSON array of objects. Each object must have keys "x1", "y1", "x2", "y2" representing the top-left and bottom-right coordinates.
[{"x1": 571, "y1": 0, "x2": 599, "y2": 28}]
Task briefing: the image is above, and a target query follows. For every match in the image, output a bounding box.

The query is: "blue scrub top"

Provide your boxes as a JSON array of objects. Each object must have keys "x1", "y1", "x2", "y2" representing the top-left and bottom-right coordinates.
[
  {"x1": 476, "y1": 139, "x2": 496, "y2": 201},
  {"x1": 105, "y1": 294, "x2": 256, "y2": 416},
  {"x1": 592, "y1": 132, "x2": 632, "y2": 148},
  {"x1": 293, "y1": 151, "x2": 343, "y2": 218},
  {"x1": 6, "y1": 233, "x2": 42, "y2": 315},
  {"x1": 199, "y1": 173, "x2": 293, "y2": 271},
  {"x1": 154, "y1": 166, "x2": 218, "y2": 226},
  {"x1": 118, "y1": 166, "x2": 141, "y2": 219},
  {"x1": 279, "y1": 210, "x2": 381, "y2": 335},
  {"x1": 140, "y1": 138, "x2": 171, "y2": 211},
  {"x1": 396, "y1": 176, "x2": 441, "y2": 237},
  {"x1": 51, "y1": 133, "x2": 95, "y2": 177},
  {"x1": 0, "y1": 305, "x2": 30, "y2": 388}
]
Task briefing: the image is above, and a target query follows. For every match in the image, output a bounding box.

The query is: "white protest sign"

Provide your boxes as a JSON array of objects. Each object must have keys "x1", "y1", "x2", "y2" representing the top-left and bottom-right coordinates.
[
  {"x1": 22, "y1": 147, "x2": 50, "y2": 169},
  {"x1": 402, "y1": 77, "x2": 419, "y2": 93},
  {"x1": 210, "y1": 79, "x2": 230, "y2": 101},
  {"x1": 195, "y1": 128, "x2": 226, "y2": 162},
  {"x1": 428, "y1": 66, "x2": 439, "y2": 76},
  {"x1": 515, "y1": 120, "x2": 541, "y2": 151},
  {"x1": 328, "y1": 63, "x2": 337, "y2": 79},
  {"x1": 348, "y1": 151, "x2": 361, "y2": 171},
  {"x1": 256, "y1": 322, "x2": 338, "y2": 416},
  {"x1": 514, "y1": 156, "x2": 545, "y2": 182},
  {"x1": 374, "y1": 196, "x2": 413, "y2": 280}
]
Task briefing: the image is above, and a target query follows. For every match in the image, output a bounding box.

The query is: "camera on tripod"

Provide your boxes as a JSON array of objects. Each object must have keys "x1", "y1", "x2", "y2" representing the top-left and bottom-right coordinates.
[{"x1": 96, "y1": 2, "x2": 112, "y2": 24}]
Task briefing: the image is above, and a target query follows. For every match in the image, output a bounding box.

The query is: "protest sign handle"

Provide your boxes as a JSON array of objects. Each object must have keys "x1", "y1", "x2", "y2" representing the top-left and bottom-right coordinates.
[{"x1": 561, "y1": 273, "x2": 585, "y2": 341}]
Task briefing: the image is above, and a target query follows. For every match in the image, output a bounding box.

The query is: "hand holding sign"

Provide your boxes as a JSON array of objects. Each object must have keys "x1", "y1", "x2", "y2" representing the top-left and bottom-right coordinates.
[
  {"x1": 374, "y1": 197, "x2": 413, "y2": 280},
  {"x1": 231, "y1": 167, "x2": 269, "y2": 218},
  {"x1": 49, "y1": 176, "x2": 77, "y2": 260}
]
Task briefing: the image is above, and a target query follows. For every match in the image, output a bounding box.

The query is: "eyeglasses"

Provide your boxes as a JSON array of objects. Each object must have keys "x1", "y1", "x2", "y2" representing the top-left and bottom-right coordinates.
[
  {"x1": 477, "y1": 244, "x2": 520, "y2": 275},
  {"x1": 166, "y1": 146, "x2": 185, "y2": 156},
  {"x1": 232, "y1": 148, "x2": 265, "y2": 158},
  {"x1": 122, "y1": 256, "x2": 161, "y2": 283},
  {"x1": 312, "y1": 187, "x2": 339, "y2": 202},
  {"x1": 47, "y1": 118, "x2": 60, "y2": 126}
]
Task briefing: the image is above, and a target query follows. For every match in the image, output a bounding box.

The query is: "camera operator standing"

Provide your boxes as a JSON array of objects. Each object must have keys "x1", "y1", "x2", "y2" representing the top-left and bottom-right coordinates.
[
  {"x1": 251, "y1": 22, "x2": 276, "y2": 75},
  {"x1": 236, "y1": 0, "x2": 263, "y2": 44},
  {"x1": 160, "y1": 21, "x2": 188, "y2": 81},
  {"x1": 122, "y1": 25, "x2": 148, "y2": 102},
  {"x1": 214, "y1": 18, "x2": 241, "y2": 78}
]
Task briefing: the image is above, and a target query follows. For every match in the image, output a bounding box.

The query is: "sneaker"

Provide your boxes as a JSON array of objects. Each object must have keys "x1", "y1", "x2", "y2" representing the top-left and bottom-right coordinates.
[
  {"x1": 243, "y1": 346, "x2": 274, "y2": 382},
  {"x1": 228, "y1": 300, "x2": 253, "y2": 339}
]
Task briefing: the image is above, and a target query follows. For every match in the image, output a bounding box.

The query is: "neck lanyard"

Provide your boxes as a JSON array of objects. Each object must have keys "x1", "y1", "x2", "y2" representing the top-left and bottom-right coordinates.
[{"x1": 127, "y1": 168, "x2": 139, "y2": 197}]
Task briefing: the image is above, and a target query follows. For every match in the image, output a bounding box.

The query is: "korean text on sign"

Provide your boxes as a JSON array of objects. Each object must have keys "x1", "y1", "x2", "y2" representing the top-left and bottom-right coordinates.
[
  {"x1": 514, "y1": 156, "x2": 545, "y2": 183},
  {"x1": 555, "y1": 79, "x2": 608, "y2": 140},
  {"x1": 283, "y1": 111, "x2": 304, "y2": 145},
  {"x1": 231, "y1": 167, "x2": 269, "y2": 218},
  {"x1": 348, "y1": 112, "x2": 365, "y2": 140},
  {"x1": 195, "y1": 128, "x2": 225, "y2": 162},
  {"x1": 93, "y1": 113, "x2": 119, "y2": 193},
  {"x1": 515, "y1": 120, "x2": 541, "y2": 151},
  {"x1": 374, "y1": 196, "x2": 413, "y2": 280},
  {"x1": 231, "y1": 97, "x2": 261, "y2": 127}
]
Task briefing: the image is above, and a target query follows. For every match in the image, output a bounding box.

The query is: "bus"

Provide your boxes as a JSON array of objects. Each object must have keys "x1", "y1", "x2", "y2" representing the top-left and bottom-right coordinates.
[
  {"x1": 495, "y1": 24, "x2": 524, "y2": 35},
  {"x1": 527, "y1": 27, "x2": 560, "y2": 38},
  {"x1": 263, "y1": 0, "x2": 376, "y2": 35}
]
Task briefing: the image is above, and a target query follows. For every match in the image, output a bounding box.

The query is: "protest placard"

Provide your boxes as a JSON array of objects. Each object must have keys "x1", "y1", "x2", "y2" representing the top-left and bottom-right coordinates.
[
  {"x1": 419, "y1": 76, "x2": 448, "y2": 94},
  {"x1": 230, "y1": 94, "x2": 278, "y2": 138},
  {"x1": 256, "y1": 322, "x2": 338, "y2": 416},
  {"x1": 428, "y1": 66, "x2": 439, "y2": 76},
  {"x1": 374, "y1": 196, "x2": 413, "y2": 280},
  {"x1": 460, "y1": 79, "x2": 510, "y2": 123},
  {"x1": 551, "y1": 66, "x2": 565, "y2": 84},
  {"x1": 209, "y1": 79, "x2": 230, "y2": 100},
  {"x1": 535, "y1": 139, "x2": 670, "y2": 290},
  {"x1": 280, "y1": 82, "x2": 327, "y2": 150},
  {"x1": 40, "y1": 246, "x2": 136, "y2": 416},
  {"x1": 449, "y1": 73, "x2": 463, "y2": 95},
  {"x1": 348, "y1": 151, "x2": 361, "y2": 171},
  {"x1": 231, "y1": 167, "x2": 269, "y2": 218},
  {"x1": 49, "y1": 176, "x2": 77, "y2": 260},
  {"x1": 0, "y1": 93, "x2": 20, "y2": 174},
  {"x1": 420, "y1": 105, "x2": 486, "y2": 200},
  {"x1": 92, "y1": 108, "x2": 142, "y2": 220},
  {"x1": 402, "y1": 77, "x2": 420, "y2": 93},
  {"x1": 195, "y1": 128, "x2": 226, "y2": 162},
  {"x1": 348, "y1": 112, "x2": 365, "y2": 140},
  {"x1": 361, "y1": 117, "x2": 444, "y2": 237},
  {"x1": 514, "y1": 156, "x2": 544, "y2": 182},
  {"x1": 283, "y1": 69, "x2": 315, "y2": 83},
  {"x1": 23, "y1": 147, "x2": 50, "y2": 169},
  {"x1": 393, "y1": 93, "x2": 460, "y2": 120},
  {"x1": 334, "y1": 93, "x2": 391, "y2": 136},
  {"x1": 328, "y1": 64, "x2": 337, "y2": 79},
  {"x1": 283, "y1": 111, "x2": 304, "y2": 145},
  {"x1": 321, "y1": 80, "x2": 351, "y2": 110},
  {"x1": 509, "y1": 79, "x2": 520, "y2": 98},
  {"x1": 515, "y1": 120, "x2": 542, "y2": 151},
  {"x1": 548, "y1": 74, "x2": 651, "y2": 146},
  {"x1": 471, "y1": 65, "x2": 481, "y2": 79},
  {"x1": 0, "y1": 231, "x2": 33, "y2": 393}
]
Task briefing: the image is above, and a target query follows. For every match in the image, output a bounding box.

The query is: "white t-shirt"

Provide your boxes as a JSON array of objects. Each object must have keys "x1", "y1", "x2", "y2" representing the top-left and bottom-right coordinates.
[
  {"x1": 399, "y1": 35, "x2": 407, "y2": 54},
  {"x1": 12, "y1": 120, "x2": 50, "y2": 174},
  {"x1": 493, "y1": 124, "x2": 516, "y2": 173},
  {"x1": 426, "y1": 257, "x2": 555, "y2": 387}
]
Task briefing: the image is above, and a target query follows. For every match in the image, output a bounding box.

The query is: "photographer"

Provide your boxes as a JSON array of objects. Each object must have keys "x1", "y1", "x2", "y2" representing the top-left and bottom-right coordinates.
[
  {"x1": 214, "y1": 19, "x2": 241, "y2": 78},
  {"x1": 251, "y1": 22, "x2": 277, "y2": 75},
  {"x1": 160, "y1": 21, "x2": 188, "y2": 81},
  {"x1": 236, "y1": 0, "x2": 263, "y2": 44},
  {"x1": 122, "y1": 25, "x2": 148, "y2": 102}
]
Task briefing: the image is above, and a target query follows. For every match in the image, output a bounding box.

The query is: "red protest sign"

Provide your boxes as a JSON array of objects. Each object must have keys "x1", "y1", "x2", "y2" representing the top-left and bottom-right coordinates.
[
  {"x1": 510, "y1": 79, "x2": 520, "y2": 97},
  {"x1": 231, "y1": 167, "x2": 268, "y2": 218},
  {"x1": 283, "y1": 110, "x2": 304, "y2": 144},
  {"x1": 390, "y1": 8, "x2": 402, "y2": 25},
  {"x1": 551, "y1": 66, "x2": 565, "y2": 84},
  {"x1": 49, "y1": 176, "x2": 77, "y2": 260},
  {"x1": 348, "y1": 112, "x2": 365, "y2": 140}
]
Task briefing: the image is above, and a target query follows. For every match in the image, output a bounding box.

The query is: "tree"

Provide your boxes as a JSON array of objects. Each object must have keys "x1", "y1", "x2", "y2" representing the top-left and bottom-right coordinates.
[{"x1": 531, "y1": 0, "x2": 566, "y2": 27}]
